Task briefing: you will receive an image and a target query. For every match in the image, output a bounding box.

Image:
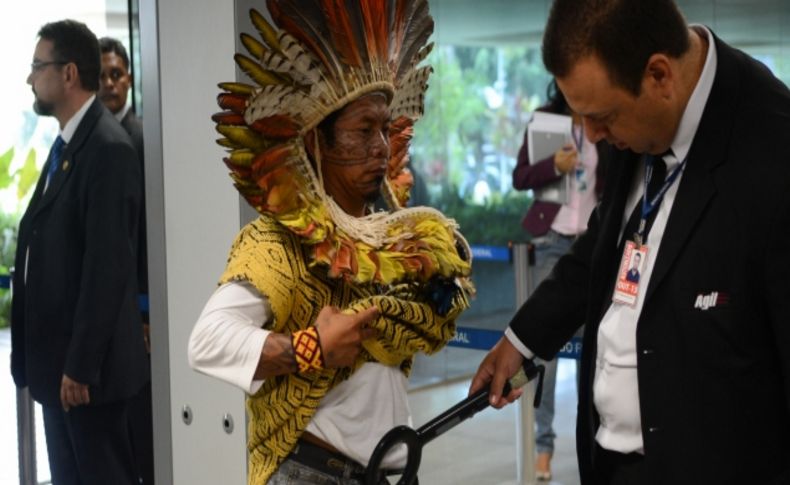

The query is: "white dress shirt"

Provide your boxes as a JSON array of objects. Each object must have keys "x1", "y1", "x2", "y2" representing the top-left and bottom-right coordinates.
[{"x1": 188, "y1": 281, "x2": 409, "y2": 467}]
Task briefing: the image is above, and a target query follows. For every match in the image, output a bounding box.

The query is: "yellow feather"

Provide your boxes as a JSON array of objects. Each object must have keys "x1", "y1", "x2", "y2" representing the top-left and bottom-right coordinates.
[
  {"x1": 216, "y1": 138, "x2": 234, "y2": 148},
  {"x1": 216, "y1": 125, "x2": 270, "y2": 151},
  {"x1": 377, "y1": 251, "x2": 407, "y2": 282},
  {"x1": 229, "y1": 149, "x2": 255, "y2": 167},
  {"x1": 250, "y1": 8, "x2": 281, "y2": 51},
  {"x1": 356, "y1": 251, "x2": 377, "y2": 283},
  {"x1": 240, "y1": 33, "x2": 267, "y2": 60},
  {"x1": 235, "y1": 54, "x2": 285, "y2": 87},
  {"x1": 218, "y1": 82, "x2": 256, "y2": 95}
]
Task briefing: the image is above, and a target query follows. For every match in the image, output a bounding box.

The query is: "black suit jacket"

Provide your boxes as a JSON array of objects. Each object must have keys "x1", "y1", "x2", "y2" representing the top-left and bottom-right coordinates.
[
  {"x1": 509, "y1": 34, "x2": 790, "y2": 484},
  {"x1": 120, "y1": 109, "x2": 149, "y2": 314},
  {"x1": 11, "y1": 98, "x2": 148, "y2": 408}
]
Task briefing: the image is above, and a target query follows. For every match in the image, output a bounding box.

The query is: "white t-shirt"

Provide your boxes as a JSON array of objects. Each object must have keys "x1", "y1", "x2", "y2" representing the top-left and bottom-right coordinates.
[{"x1": 188, "y1": 281, "x2": 409, "y2": 467}]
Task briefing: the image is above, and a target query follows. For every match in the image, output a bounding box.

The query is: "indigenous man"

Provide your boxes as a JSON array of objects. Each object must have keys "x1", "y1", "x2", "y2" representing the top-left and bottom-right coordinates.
[{"x1": 188, "y1": 1, "x2": 472, "y2": 484}]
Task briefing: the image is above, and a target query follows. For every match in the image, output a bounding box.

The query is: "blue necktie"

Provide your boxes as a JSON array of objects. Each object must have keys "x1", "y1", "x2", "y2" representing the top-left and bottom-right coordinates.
[{"x1": 45, "y1": 135, "x2": 65, "y2": 188}]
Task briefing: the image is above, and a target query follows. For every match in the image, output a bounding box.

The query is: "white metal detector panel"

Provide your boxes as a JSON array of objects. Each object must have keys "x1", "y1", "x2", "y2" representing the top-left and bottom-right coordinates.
[{"x1": 141, "y1": 0, "x2": 248, "y2": 483}]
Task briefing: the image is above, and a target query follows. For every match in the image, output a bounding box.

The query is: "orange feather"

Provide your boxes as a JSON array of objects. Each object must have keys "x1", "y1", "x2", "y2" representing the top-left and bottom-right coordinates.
[
  {"x1": 321, "y1": 0, "x2": 363, "y2": 68},
  {"x1": 212, "y1": 111, "x2": 246, "y2": 125},
  {"x1": 360, "y1": 0, "x2": 388, "y2": 63},
  {"x1": 251, "y1": 144, "x2": 293, "y2": 181},
  {"x1": 389, "y1": 0, "x2": 409, "y2": 66},
  {"x1": 217, "y1": 93, "x2": 247, "y2": 113},
  {"x1": 250, "y1": 115, "x2": 301, "y2": 138}
]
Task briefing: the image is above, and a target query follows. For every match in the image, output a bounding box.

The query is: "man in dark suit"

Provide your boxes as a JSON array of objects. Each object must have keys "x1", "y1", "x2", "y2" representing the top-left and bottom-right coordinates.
[
  {"x1": 470, "y1": 1, "x2": 790, "y2": 484},
  {"x1": 11, "y1": 19, "x2": 146, "y2": 485},
  {"x1": 99, "y1": 36, "x2": 154, "y2": 485}
]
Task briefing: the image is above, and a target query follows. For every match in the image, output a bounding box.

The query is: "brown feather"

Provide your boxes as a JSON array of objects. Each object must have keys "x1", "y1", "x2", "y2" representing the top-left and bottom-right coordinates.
[
  {"x1": 359, "y1": 0, "x2": 388, "y2": 62},
  {"x1": 388, "y1": 116, "x2": 413, "y2": 168},
  {"x1": 250, "y1": 115, "x2": 301, "y2": 139},
  {"x1": 268, "y1": 0, "x2": 337, "y2": 78},
  {"x1": 389, "y1": 0, "x2": 409, "y2": 66},
  {"x1": 217, "y1": 93, "x2": 247, "y2": 113},
  {"x1": 397, "y1": 0, "x2": 433, "y2": 78},
  {"x1": 212, "y1": 111, "x2": 246, "y2": 125},
  {"x1": 251, "y1": 144, "x2": 294, "y2": 181},
  {"x1": 321, "y1": 0, "x2": 363, "y2": 68}
]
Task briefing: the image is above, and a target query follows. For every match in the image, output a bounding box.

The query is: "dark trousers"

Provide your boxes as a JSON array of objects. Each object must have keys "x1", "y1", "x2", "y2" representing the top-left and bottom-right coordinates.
[
  {"x1": 129, "y1": 380, "x2": 154, "y2": 484},
  {"x1": 593, "y1": 444, "x2": 647, "y2": 485},
  {"x1": 42, "y1": 400, "x2": 138, "y2": 485}
]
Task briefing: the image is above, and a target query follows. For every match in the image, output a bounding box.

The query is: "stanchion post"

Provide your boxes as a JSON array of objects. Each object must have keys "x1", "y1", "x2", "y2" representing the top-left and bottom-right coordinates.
[
  {"x1": 16, "y1": 386, "x2": 37, "y2": 485},
  {"x1": 512, "y1": 242, "x2": 537, "y2": 485}
]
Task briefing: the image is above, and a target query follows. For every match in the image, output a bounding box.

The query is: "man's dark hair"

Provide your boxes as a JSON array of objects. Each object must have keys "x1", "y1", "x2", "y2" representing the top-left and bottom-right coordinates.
[
  {"x1": 545, "y1": 79, "x2": 570, "y2": 115},
  {"x1": 38, "y1": 20, "x2": 100, "y2": 92},
  {"x1": 542, "y1": 0, "x2": 690, "y2": 95},
  {"x1": 317, "y1": 108, "x2": 342, "y2": 148},
  {"x1": 99, "y1": 36, "x2": 131, "y2": 71}
]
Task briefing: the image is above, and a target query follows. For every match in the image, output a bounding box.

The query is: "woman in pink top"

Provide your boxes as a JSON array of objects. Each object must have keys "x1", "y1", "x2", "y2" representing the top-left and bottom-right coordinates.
[{"x1": 512, "y1": 79, "x2": 612, "y2": 480}]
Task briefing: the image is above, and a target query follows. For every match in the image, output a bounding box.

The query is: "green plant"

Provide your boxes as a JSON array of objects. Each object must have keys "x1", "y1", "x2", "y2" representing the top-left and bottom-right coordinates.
[
  {"x1": 0, "y1": 212, "x2": 19, "y2": 328},
  {"x1": 436, "y1": 190, "x2": 533, "y2": 246},
  {"x1": 410, "y1": 44, "x2": 551, "y2": 247},
  {"x1": 0, "y1": 146, "x2": 40, "y2": 328}
]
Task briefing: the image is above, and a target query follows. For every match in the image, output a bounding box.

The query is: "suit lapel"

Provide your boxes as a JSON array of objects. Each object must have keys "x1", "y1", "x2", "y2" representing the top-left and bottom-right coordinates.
[
  {"x1": 34, "y1": 98, "x2": 103, "y2": 216},
  {"x1": 644, "y1": 35, "x2": 740, "y2": 302}
]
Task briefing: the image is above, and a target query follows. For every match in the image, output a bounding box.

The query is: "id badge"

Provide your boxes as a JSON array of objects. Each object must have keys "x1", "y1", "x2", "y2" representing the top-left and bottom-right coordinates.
[{"x1": 612, "y1": 240, "x2": 648, "y2": 307}]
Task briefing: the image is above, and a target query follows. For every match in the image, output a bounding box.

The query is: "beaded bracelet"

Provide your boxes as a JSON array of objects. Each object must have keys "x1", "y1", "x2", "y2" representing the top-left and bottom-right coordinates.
[{"x1": 291, "y1": 327, "x2": 324, "y2": 374}]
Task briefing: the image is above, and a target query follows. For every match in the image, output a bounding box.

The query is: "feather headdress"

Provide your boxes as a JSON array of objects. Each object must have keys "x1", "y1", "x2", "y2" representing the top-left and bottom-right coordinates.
[{"x1": 214, "y1": 0, "x2": 472, "y2": 286}]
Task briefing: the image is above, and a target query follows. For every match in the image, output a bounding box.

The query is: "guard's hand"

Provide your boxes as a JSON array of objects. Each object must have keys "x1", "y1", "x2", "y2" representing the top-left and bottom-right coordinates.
[
  {"x1": 554, "y1": 144, "x2": 578, "y2": 174},
  {"x1": 315, "y1": 306, "x2": 379, "y2": 368},
  {"x1": 60, "y1": 374, "x2": 90, "y2": 412},
  {"x1": 469, "y1": 337, "x2": 524, "y2": 408}
]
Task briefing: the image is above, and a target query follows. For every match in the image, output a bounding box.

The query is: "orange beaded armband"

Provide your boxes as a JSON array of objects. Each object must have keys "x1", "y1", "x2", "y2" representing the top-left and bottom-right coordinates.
[{"x1": 291, "y1": 327, "x2": 324, "y2": 374}]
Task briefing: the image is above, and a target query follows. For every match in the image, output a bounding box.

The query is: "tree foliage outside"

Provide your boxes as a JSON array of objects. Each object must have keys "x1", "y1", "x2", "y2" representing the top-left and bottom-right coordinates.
[
  {"x1": 411, "y1": 44, "x2": 552, "y2": 245},
  {"x1": 0, "y1": 146, "x2": 40, "y2": 328}
]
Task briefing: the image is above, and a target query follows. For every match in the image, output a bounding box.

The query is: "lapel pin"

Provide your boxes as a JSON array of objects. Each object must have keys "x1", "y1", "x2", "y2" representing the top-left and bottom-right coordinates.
[{"x1": 62, "y1": 160, "x2": 69, "y2": 171}]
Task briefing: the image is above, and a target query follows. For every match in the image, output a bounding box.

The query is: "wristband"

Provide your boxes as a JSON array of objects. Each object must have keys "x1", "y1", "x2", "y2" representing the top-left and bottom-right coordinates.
[{"x1": 291, "y1": 327, "x2": 324, "y2": 374}]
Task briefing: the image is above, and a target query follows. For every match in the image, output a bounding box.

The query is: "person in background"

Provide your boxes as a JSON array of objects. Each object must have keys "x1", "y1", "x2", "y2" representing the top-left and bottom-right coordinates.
[
  {"x1": 12, "y1": 19, "x2": 145, "y2": 485},
  {"x1": 512, "y1": 79, "x2": 610, "y2": 480},
  {"x1": 471, "y1": 0, "x2": 790, "y2": 483},
  {"x1": 98, "y1": 36, "x2": 153, "y2": 485}
]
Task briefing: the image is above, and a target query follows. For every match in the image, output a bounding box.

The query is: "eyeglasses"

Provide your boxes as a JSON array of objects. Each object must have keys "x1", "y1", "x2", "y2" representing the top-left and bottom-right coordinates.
[{"x1": 30, "y1": 60, "x2": 67, "y2": 72}]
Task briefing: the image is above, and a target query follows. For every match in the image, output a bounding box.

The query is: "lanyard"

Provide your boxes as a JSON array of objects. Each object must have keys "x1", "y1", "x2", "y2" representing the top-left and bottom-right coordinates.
[
  {"x1": 635, "y1": 153, "x2": 687, "y2": 245},
  {"x1": 572, "y1": 123, "x2": 584, "y2": 155}
]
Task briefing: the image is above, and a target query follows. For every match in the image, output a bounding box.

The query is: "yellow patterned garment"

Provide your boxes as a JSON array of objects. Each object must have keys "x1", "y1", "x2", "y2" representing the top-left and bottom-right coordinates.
[{"x1": 219, "y1": 216, "x2": 469, "y2": 484}]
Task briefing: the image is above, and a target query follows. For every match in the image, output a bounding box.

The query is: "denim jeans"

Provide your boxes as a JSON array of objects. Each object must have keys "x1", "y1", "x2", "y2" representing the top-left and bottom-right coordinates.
[
  {"x1": 267, "y1": 457, "x2": 391, "y2": 485},
  {"x1": 532, "y1": 230, "x2": 577, "y2": 454}
]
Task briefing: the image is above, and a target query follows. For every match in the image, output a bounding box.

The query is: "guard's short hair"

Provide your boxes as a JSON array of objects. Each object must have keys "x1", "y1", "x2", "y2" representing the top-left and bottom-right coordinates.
[
  {"x1": 38, "y1": 20, "x2": 100, "y2": 92},
  {"x1": 542, "y1": 0, "x2": 690, "y2": 95},
  {"x1": 99, "y1": 36, "x2": 130, "y2": 71}
]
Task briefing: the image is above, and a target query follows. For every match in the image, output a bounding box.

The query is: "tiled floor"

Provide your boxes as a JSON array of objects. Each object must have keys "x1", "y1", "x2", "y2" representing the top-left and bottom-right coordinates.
[
  {"x1": 408, "y1": 350, "x2": 581, "y2": 485},
  {"x1": 0, "y1": 328, "x2": 581, "y2": 485}
]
